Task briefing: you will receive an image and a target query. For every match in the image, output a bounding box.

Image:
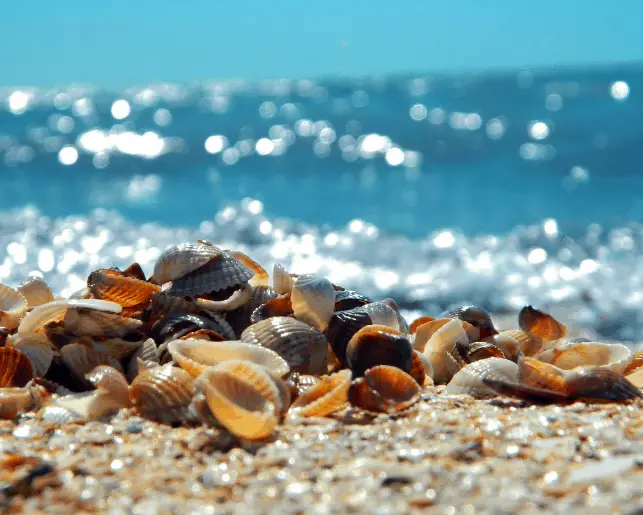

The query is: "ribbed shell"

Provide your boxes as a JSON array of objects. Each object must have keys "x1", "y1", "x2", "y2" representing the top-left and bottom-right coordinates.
[
  {"x1": 287, "y1": 369, "x2": 352, "y2": 419},
  {"x1": 518, "y1": 305, "x2": 567, "y2": 341},
  {"x1": 0, "y1": 284, "x2": 28, "y2": 331},
  {"x1": 346, "y1": 325, "x2": 413, "y2": 378},
  {"x1": 149, "y1": 298, "x2": 237, "y2": 340},
  {"x1": 227, "y1": 285, "x2": 278, "y2": 336},
  {"x1": 18, "y1": 299, "x2": 122, "y2": 335},
  {"x1": 348, "y1": 365, "x2": 420, "y2": 413},
  {"x1": 130, "y1": 364, "x2": 195, "y2": 424},
  {"x1": 241, "y1": 317, "x2": 328, "y2": 375},
  {"x1": 291, "y1": 274, "x2": 336, "y2": 332},
  {"x1": 9, "y1": 332, "x2": 55, "y2": 377},
  {"x1": 152, "y1": 243, "x2": 222, "y2": 284},
  {"x1": 0, "y1": 347, "x2": 34, "y2": 387},
  {"x1": 227, "y1": 251, "x2": 270, "y2": 287},
  {"x1": 88, "y1": 269, "x2": 160, "y2": 316},
  {"x1": 16, "y1": 276, "x2": 54, "y2": 308},
  {"x1": 536, "y1": 341, "x2": 632, "y2": 374},
  {"x1": 126, "y1": 338, "x2": 160, "y2": 382},
  {"x1": 447, "y1": 358, "x2": 519, "y2": 399}
]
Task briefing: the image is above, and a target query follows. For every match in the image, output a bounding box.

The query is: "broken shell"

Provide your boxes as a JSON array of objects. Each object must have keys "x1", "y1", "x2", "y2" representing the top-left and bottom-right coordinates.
[
  {"x1": 288, "y1": 369, "x2": 352, "y2": 418},
  {"x1": 0, "y1": 347, "x2": 34, "y2": 387},
  {"x1": 518, "y1": 305, "x2": 567, "y2": 341},
  {"x1": 130, "y1": 363, "x2": 196, "y2": 424},
  {"x1": 447, "y1": 357, "x2": 519, "y2": 399},
  {"x1": 86, "y1": 365, "x2": 131, "y2": 407},
  {"x1": 346, "y1": 325, "x2": 413, "y2": 378},
  {"x1": 241, "y1": 317, "x2": 328, "y2": 375},
  {"x1": 0, "y1": 284, "x2": 28, "y2": 331},
  {"x1": 16, "y1": 276, "x2": 54, "y2": 308},
  {"x1": 536, "y1": 341, "x2": 632, "y2": 374},
  {"x1": 18, "y1": 299, "x2": 122, "y2": 335},
  {"x1": 348, "y1": 365, "x2": 420, "y2": 413},
  {"x1": 167, "y1": 338, "x2": 290, "y2": 378},
  {"x1": 291, "y1": 274, "x2": 336, "y2": 332}
]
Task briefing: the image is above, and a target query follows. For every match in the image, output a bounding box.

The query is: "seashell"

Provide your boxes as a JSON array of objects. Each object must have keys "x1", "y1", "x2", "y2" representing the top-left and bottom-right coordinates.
[
  {"x1": 0, "y1": 284, "x2": 28, "y2": 331},
  {"x1": 122, "y1": 262, "x2": 147, "y2": 281},
  {"x1": 0, "y1": 386, "x2": 37, "y2": 419},
  {"x1": 88, "y1": 269, "x2": 160, "y2": 316},
  {"x1": 49, "y1": 390, "x2": 127, "y2": 421},
  {"x1": 291, "y1": 274, "x2": 336, "y2": 332},
  {"x1": 60, "y1": 343, "x2": 123, "y2": 388},
  {"x1": 518, "y1": 305, "x2": 567, "y2": 341},
  {"x1": 0, "y1": 327, "x2": 8, "y2": 346},
  {"x1": 227, "y1": 285, "x2": 278, "y2": 336},
  {"x1": 63, "y1": 308, "x2": 143, "y2": 338},
  {"x1": 564, "y1": 368, "x2": 642, "y2": 401},
  {"x1": 188, "y1": 283, "x2": 253, "y2": 312},
  {"x1": 151, "y1": 311, "x2": 236, "y2": 345},
  {"x1": 93, "y1": 337, "x2": 145, "y2": 360},
  {"x1": 480, "y1": 377, "x2": 569, "y2": 403},
  {"x1": 536, "y1": 341, "x2": 632, "y2": 374},
  {"x1": 126, "y1": 338, "x2": 160, "y2": 380},
  {"x1": 130, "y1": 363, "x2": 196, "y2": 424},
  {"x1": 286, "y1": 372, "x2": 322, "y2": 400},
  {"x1": 486, "y1": 330, "x2": 543, "y2": 360},
  {"x1": 333, "y1": 290, "x2": 372, "y2": 312},
  {"x1": 32, "y1": 377, "x2": 73, "y2": 396},
  {"x1": 227, "y1": 251, "x2": 270, "y2": 287},
  {"x1": 409, "y1": 350, "x2": 433, "y2": 386},
  {"x1": 409, "y1": 316, "x2": 436, "y2": 335},
  {"x1": 168, "y1": 251, "x2": 253, "y2": 297},
  {"x1": 517, "y1": 356, "x2": 568, "y2": 393},
  {"x1": 380, "y1": 298, "x2": 410, "y2": 335},
  {"x1": 626, "y1": 367, "x2": 643, "y2": 389},
  {"x1": 413, "y1": 318, "x2": 478, "y2": 353},
  {"x1": 86, "y1": 365, "x2": 131, "y2": 407},
  {"x1": 18, "y1": 299, "x2": 122, "y2": 335},
  {"x1": 346, "y1": 325, "x2": 413, "y2": 378},
  {"x1": 288, "y1": 369, "x2": 352, "y2": 419},
  {"x1": 0, "y1": 347, "x2": 34, "y2": 387},
  {"x1": 179, "y1": 329, "x2": 225, "y2": 341},
  {"x1": 250, "y1": 293, "x2": 294, "y2": 324},
  {"x1": 348, "y1": 365, "x2": 420, "y2": 414},
  {"x1": 422, "y1": 318, "x2": 470, "y2": 385},
  {"x1": 152, "y1": 242, "x2": 222, "y2": 284},
  {"x1": 241, "y1": 317, "x2": 328, "y2": 375},
  {"x1": 447, "y1": 358, "x2": 519, "y2": 399},
  {"x1": 441, "y1": 305, "x2": 498, "y2": 340},
  {"x1": 16, "y1": 276, "x2": 54, "y2": 308},
  {"x1": 464, "y1": 341, "x2": 506, "y2": 362},
  {"x1": 273, "y1": 263, "x2": 296, "y2": 294},
  {"x1": 8, "y1": 332, "x2": 55, "y2": 377},
  {"x1": 360, "y1": 301, "x2": 401, "y2": 331},
  {"x1": 167, "y1": 338, "x2": 290, "y2": 378},
  {"x1": 200, "y1": 363, "x2": 278, "y2": 440},
  {"x1": 624, "y1": 351, "x2": 643, "y2": 376}
]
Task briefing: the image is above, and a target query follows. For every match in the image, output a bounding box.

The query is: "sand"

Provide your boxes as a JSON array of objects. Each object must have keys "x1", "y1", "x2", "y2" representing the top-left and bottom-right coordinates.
[{"x1": 2, "y1": 387, "x2": 643, "y2": 515}]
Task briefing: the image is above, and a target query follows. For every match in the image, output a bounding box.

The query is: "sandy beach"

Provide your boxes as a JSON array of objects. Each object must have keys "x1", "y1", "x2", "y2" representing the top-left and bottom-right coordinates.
[{"x1": 2, "y1": 387, "x2": 643, "y2": 514}]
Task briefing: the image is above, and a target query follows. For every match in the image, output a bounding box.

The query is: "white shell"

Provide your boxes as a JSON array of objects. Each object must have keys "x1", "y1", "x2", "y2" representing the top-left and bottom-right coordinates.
[
  {"x1": 127, "y1": 338, "x2": 160, "y2": 382},
  {"x1": 0, "y1": 284, "x2": 28, "y2": 331},
  {"x1": 49, "y1": 390, "x2": 126, "y2": 421},
  {"x1": 291, "y1": 274, "x2": 336, "y2": 332},
  {"x1": 536, "y1": 341, "x2": 633, "y2": 374},
  {"x1": 18, "y1": 299, "x2": 122, "y2": 335},
  {"x1": 423, "y1": 318, "x2": 469, "y2": 385},
  {"x1": 8, "y1": 332, "x2": 56, "y2": 377},
  {"x1": 273, "y1": 263, "x2": 295, "y2": 294},
  {"x1": 17, "y1": 276, "x2": 54, "y2": 308},
  {"x1": 447, "y1": 358, "x2": 519, "y2": 399}
]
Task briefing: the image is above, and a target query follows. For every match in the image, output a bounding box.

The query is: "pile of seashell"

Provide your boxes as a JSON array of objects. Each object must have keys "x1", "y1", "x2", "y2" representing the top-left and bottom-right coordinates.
[{"x1": 0, "y1": 241, "x2": 641, "y2": 441}]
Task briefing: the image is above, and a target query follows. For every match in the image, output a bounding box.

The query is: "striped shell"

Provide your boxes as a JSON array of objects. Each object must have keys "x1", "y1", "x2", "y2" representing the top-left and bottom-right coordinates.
[
  {"x1": 152, "y1": 242, "x2": 223, "y2": 284},
  {"x1": 86, "y1": 365, "x2": 131, "y2": 408},
  {"x1": 536, "y1": 341, "x2": 632, "y2": 374},
  {"x1": 0, "y1": 347, "x2": 34, "y2": 387},
  {"x1": 447, "y1": 358, "x2": 519, "y2": 399},
  {"x1": 348, "y1": 365, "x2": 420, "y2": 413},
  {"x1": 287, "y1": 369, "x2": 352, "y2": 419}
]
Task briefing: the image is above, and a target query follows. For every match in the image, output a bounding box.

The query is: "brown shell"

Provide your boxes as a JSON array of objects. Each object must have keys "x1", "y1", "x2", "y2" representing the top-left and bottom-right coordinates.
[
  {"x1": 227, "y1": 250, "x2": 269, "y2": 287},
  {"x1": 250, "y1": 293, "x2": 294, "y2": 325},
  {"x1": 178, "y1": 329, "x2": 226, "y2": 342},
  {"x1": 348, "y1": 365, "x2": 420, "y2": 413},
  {"x1": 227, "y1": 285, "x2": 278, "y2": 336},
  {"x1": 286, "y1": 372, "x2": 322, "y2": 400},
  {"x1": 0, "y1": 347, "x2": 34, "y2": 387},
  {"x1": 324, "y1": 307, "x2": 373, "y2": 367},
  {"x1": 465, "y1": 341, "x2": 506, "y2": 362},
  {"x1": 441, "y1": 305, "x2": 498, "y2": 340},
  {"x1": 60, "y1": 342, "x2": 123, "y2": 388},
  {"x1": 566, "y1": 368, "x2": 643, "y2": 401},
  {"x1": 518, "y1": 305, "x2": 567, "y2": 341},
  {"x1": 86, "y1": 365, "x2": 131, "y2": 408},
  {"x1": 518, "y1": 356, "x2": 567, "y2": 394},
  {"x1": 346, "y1": 325, "x2": 413, "y2": 377},
  {"x1": 408, "y1": 350, "x2": 427, "y2": 386}
]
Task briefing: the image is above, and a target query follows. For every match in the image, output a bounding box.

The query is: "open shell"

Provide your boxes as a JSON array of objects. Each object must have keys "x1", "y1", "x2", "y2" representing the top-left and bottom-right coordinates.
[
  {"x1": 152, "y1": 242, "x2": 222, "y2": 284},
  {"x1": 287, "y1": 369, "x2": 352, "y2": 419},
  {"x1": 346, "y1": 325, "x2": 413, "y2": 377},
  {"x1": 536, "y1": 341, "x2": 632, "y2": 374},
  {"x1": 86, "y1": 365, "x2": 131, "y2": 407},
  {"x1": 0, "y1": 347, "x2": 34, "y2": 387},
  {"x1": 348, "y1": 365, "x2": 420, "y2": 413},
  {"x1": 422, "y1": 318, "x2": 470, "y2": 384},
  {"x1": 518, "y1": 306, "x2": 567, "y2": 342}
]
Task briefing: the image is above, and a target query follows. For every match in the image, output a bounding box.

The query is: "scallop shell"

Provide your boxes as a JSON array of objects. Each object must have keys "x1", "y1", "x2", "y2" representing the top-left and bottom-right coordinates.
[
  {"x1": 273, "y1": 263, "x2": 295, "y2": 294},
  {"x1": 518, "y1": 305, "x2": 567, "y2": 341},
  {"x1": 8, "y1": 332, "x2": 55, "y2": 377},
  {"x1": 130, "y1": 363, "x2": 195, "y2": 424},
  {"x1": 241, "y1": 317, "x2": 328, "y2": 375},
  {"x1": 346, "y1": 325, "x2": 413, "y2": 378},
  {"x1": 536, "y1": 341, "x2": 632, "y2": 374},
  {"x1": 18, "y1": 299, "x2": 122, "y2": 335},
  {"x1": 86, "y1": 365, "x2": 131, "y2": 407},
  {"x1": 227, "y1": 251, "x2": 270, "y2": 287},
  {"x1": 126, "y1": 338, "x2": 160, "y2": 382},
  {"x1": 0, "y1": 387, "x2": 36, "y2": 419},
  {"x1": 167, "y1": 338, "x2": 290, "y2": 378},
  {"x1": 287, "y1": 369, "x2": 352, "y2": 419},
  {"x1": 200, "y1": 363, "x2": 278, "y2": 440},
  {"x1": 291, "y1": 274, "x2": 336, "y2": 332},
  {"x1": 0, "y1": 347, "x2": 34, "y2": 387},
  {"x1": 60, "y1": 343, "x2": 123, "y2": 388},
  {"x1": 168, "y1": 251, "x2": 254, "y2": 297},
  {"x1": 16, "y1": 276, "x2": 54, "y2": 308},
  {"x1": 63, "y1": 309, "x2": 143, "y2": 338},
  {"x1": 0, "y1": 284, "x2": 28, "y2": 331},
  {"x1": 88, "y1": 269, "x2": 160, "y2": 315},
  {"x1": 152, "y1": 242, "x2": 222, "y2": 284},
  {"x1": 447, "y1": 358, "x2": 519, "y2": 399},
  {"x1": 348, "y1": 365, "x2": 420, "y2": 413},
  {"x1": 422, "y1": 318, "x2": 470, "y2": 385}
]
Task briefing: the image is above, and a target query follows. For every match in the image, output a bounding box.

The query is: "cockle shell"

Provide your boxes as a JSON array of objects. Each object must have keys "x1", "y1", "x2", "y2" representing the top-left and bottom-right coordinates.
[
  {"x1": 348, "y1": 365, "x2": 420, "y2": 413},
  {"x1": 536, "y1": 341, "x2": 633, "y2": 374},
  {"x1": 422, "y1": 318, "x2": 470, "y2": 385},
  {"x1": 286, "y1": 373, "x2": 322, "y2": 399},
  {"x1": 518, "y1": 305, "x2": 567, "y2": 341},
  {"x1": 345, "y1": 325, "x2": 413, "y2": 377},
  {"x1": 127, "y1": 338, "x2": 160, "y2": 382},
  {"x1": 333, "y1": 290, "x2": 372, "y2": 312},
  {"x1": 151, "y1": 312, "x2": 236, "y2": 344},
  {"x1": 241, "y1": 317, "x2": 328, "y2": 375},
  {"x1": 227, "y1": 251, "x2": 270, "y2": 287},
  {"x1": 167, "y1": 338, "x2": 290, "y2": 378},
  {"x1": 0, "y1": 347, "x2": 34, "y2": 387},
  {"x1": 413, "y1": 318, "x2": 478, "y2": 353},
  {"x1": 199, "y1": 361, "x2": 280, "y2": 440},
  {"x1": 130, "y1": 363, "x2": 196, "y2": 424},
  {"x1": 447, "y1": 358, "x2": 519, "y2": 399},
  {"x1": 16, "y1": 276, "x2": 54, "y2": 308},
  {"x1": 18, "y1": 299, "x2": 122, "y2": 335},
  {"x1": 291, "y1": 274, "x2": 336, "y2": 332},
  {"x1": 287, "y1": 369, "x2": 352, "y2": 419},
  {"x1": 86, "y1": 365, "x2": 131, "y2": 408},
  {"x1": 0, "y1": 284, "x2": 28, "y2": 331},
  {"x1": 441, "y1": 304, "x2": 498, "y2": 341},
  {"x1": 88, "y1": 269, "x2": 160, "y2": 316},
  {"x1": 486, "y1": 330, "x2": 544, "y2": 360},
  {"x1": 0, "y1": 386, "x2": 42, "y2": 419},
  {"x1": 152, "y1": 242, "x2": 222, "y2": 284}
]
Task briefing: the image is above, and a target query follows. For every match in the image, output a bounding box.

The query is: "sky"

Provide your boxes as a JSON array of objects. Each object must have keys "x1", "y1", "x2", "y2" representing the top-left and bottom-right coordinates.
[{"x1": 1, "y1": 0, "x2": 642, "y2": 87}]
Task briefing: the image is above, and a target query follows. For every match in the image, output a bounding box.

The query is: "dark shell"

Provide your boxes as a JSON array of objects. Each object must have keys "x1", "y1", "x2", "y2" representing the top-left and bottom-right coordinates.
[
  {"x1": 150, "y1": 312, "x2": 234, "y2": 345},
  {"x1": 408, "y1": 351, "x2": 426, "y2": 386},
  {"x1": 481, "y1": 377, "x2": 569, "y2": 403},
  {"x1": 333, "y1": 290, "x2": 372, "y2": 312},
  {"x1": 250, "y1": 293, "x2": 294, "y2": 325},
  {"x1": 226, "y1": 285, "x2": 278, "y2": 335},
  {"x1": 346, "y1": 326, "x2": 413, "y2": 378},
  {"x1": 566, "y1": 369, "x2": 643, "y2": 401},
  {"x1": 123, "y1": 262, "x2": 147, "y2": 281},
  {"x1": 324, "y1": 307, "x2": 373, "y2": 367},
  {"x1": 179, "y1": 329, "x2": 226, "y2": 342},
  {"x1": 441, "y1": 305, "x2": 497, "y2": 340},
  {"x1": 0, "y1": 347, "x2": 33, "y2": 388}
]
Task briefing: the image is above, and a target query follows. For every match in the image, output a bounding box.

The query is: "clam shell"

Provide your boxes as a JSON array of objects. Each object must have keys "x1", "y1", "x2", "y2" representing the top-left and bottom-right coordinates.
[
  {"x1": 0, "y1": 284, "x2": 28, "y2": 331},
  {"x1": 286, "y1": 373, "x2": 322, "y2": 399},
  {"x1": 200, "y1": 363, "x2": 278, "y2": 440},
  {"x1": 0, "y1": 347, "x2": 34, "y2": 387},
  {"x1": 16, "y1": 276, "x2": 54, "y2": 308},
  {"x1": 250, "y1": 293, "x2": 294, "y2": 325},
  {"x1": 273, "y1": 263, "x2": 295, "y2": 294},
  {"x1": 291, "y1": 274, "x2": 336, "y2": 332},
  {"x1": 536, "y1": 341, "x2": 632, "y2": 374},
  {"x1": 227, "y1": 251, "x2": 270, "y2": 287},
  {"x1": 130, "y1": 363, "x2": 195, "y2": 423},
  {"x1": 422, "y1": 318, "x2": 470, "y2": 385},
  {"x1": 414, "y1": 318, "x2": 478, "y2": 353},
  {"x1": 168, "y1": 251, "x2": 254, "y2": 297},
  {"x1": 348, "y1": 365, "x2": 420, "y2": 413},
  {"x1": 0, "y1": 387, "x2": 35, "y2": 419},
  {"x1": 152, "y1": 242, "x2": 222, "y2": 284},
  {"x1": 447, "y1": 358, "x2": 519, "y2": 399},
  {"x1": 60, "y1": 343, "x2": 123, "y2": 388},
  {"x1": 9, "y1": 332, "x2": 55, "y2": 377},
  {"x1": 241, "y1": 317, "x2": 328, "y2": 375},
  {"x1": 519, "y1": 305, "x2": 567, "y2": 341},
  {"x1": 18, "y1": 299, "x2": 122, "y2": 335},
  {"x1": 63, "y1": 309, "x2": 143, "y2": 338},
  {"x1": 346, "y1": 325, "x2": 413, "y2": 378},
  {"x1": 409, "y1": 350, "x2": 433, "y2": 386},
  {"x1": 150, "y1": 307, "x2": 236, "y2": 343},
  {"x1": 88, "y1": 269, "x2": 160, "y2": 315},
  {"x1": 86, "y1": 365, "x2": 131, "y2": 407},
  {"x1": 167, "y1": 338, "x2": 290, "y2": 378},
  {"x1": 359, "y1": 301, "x2": 400, "y2": 331},
  {"x1": 288, "y1": 369, "x2": 352, "y2": 419}
]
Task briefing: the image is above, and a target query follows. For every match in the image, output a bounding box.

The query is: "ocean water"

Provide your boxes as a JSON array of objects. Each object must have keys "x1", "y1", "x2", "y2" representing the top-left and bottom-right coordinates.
[{"x1": 1, "y1": 64, "x2": 643, "y2": 340}]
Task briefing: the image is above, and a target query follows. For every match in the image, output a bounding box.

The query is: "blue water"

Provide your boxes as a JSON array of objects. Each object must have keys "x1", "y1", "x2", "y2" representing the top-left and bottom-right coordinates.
[
  {"x1": 2, "y1": 63, "x2": 643, "y2": 340},
  {"x1": 2, "y1": 63, "x2": 642, "y2": 237}
]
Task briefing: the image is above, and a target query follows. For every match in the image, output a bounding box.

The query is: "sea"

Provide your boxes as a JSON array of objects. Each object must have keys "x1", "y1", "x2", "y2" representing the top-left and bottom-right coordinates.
[{"x1": 1, "y1": 63, "x2": 643, "y2": 340}]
